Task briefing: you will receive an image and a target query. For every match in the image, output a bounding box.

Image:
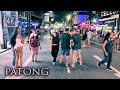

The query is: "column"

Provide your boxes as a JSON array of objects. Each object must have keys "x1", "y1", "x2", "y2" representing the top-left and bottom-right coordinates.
[
  {"x1": 27, "y1": 11, "x2": 31, "y2": 36},
  {"x1": 0, "y1": 11, "x2": 4, "y2": 49}
]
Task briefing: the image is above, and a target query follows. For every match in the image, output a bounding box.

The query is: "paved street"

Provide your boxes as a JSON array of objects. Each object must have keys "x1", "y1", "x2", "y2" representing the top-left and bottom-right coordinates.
[{"x1": 0, "y1": 34, "x2": 120, "y2": 79}]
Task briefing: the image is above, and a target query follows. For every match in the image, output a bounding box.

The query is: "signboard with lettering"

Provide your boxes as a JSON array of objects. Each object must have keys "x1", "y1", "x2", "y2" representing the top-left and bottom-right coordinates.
[
  {"x1": 4, "y1": 15, "x2": 18, "y2": 27},
  {"x1": 101, "y1": 11, "x2": 119, "y2": 17},
  {"x1": 44, "y1": 13, "x2": 49, "y2": 23}
]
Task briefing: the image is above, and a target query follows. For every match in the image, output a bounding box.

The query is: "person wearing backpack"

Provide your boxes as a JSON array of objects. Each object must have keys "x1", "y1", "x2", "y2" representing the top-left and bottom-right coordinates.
[{"x1": 29, "y1": 28, "x2": 41, "y2": 62}]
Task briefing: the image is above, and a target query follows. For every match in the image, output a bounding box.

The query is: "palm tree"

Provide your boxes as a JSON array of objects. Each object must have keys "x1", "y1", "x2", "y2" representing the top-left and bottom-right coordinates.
[{"x1": 88, "y1": 11, "x2": 94, "y2": 25}]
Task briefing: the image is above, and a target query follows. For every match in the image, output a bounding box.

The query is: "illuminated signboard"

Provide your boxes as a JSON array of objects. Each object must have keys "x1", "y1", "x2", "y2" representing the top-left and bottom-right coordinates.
[
  {"x1": 44, "y1": 13, "x2": 49, "y2": 22},
  {"x1": 4, "y1": 15, "x2": 18, "y2": 27},
  {"x1": 101, "y1": 11, "x2": 119, "y2": 17}
]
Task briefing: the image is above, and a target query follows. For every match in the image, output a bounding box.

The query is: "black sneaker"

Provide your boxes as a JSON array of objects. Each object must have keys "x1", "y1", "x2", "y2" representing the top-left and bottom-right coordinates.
[
  {"x1": 32, "y1": 58, "x2": 34, "y2": 62},
  {"x1": 97, "y1": 62, "x2": 100, "y2": 68},
  {"x1": 59, "y1": 62, "x2": 62, "y2": 66},
  {"x1": 107, "y1": 68, "x2": 113, "y2": 71}
]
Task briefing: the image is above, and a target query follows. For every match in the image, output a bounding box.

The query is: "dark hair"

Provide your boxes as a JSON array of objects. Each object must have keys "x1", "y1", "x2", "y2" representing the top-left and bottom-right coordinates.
[
  {"x1": 103, "y1": 32, "x2": 110, "y2": 43},
  {"x1": 65, "y1": 28, "x2": 69, "y2": 31},
  {"x1": 9, "y1": 27, "x2": 20, "y2": 47},
  {"x1": 117, "y1": 33, "x2": 120, "y2": 38}
]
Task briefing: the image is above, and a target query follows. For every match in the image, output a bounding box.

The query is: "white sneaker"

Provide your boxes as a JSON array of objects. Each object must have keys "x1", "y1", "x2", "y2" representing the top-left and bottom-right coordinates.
[
  {"x1": 80, "y1": 61, "x2": 82, "y2": 65},
  {"x1": 71, "y1": 64, "x2": 75, "y2": 68},
  {"x1": 52, "y1": 62, "x2": 55, "y2": 65},
  {"x1": 12, "y1": 66, "x2": 16, "y2": 68},
  {"x1": 66, "y1": 67, "x2": 70, "y2": 73}
]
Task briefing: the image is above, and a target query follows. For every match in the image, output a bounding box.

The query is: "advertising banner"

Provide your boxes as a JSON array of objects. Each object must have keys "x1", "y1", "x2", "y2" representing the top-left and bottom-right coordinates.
[{"x1": 4, "y1": 15, "x2": 18, "y2": 27}]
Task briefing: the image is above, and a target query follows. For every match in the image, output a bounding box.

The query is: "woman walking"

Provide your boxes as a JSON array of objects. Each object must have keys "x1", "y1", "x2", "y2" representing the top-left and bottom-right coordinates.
[
  {"x1": 113, "y1": 33, "x2": 120, "y2": 51},
  {"x1": 97, "y1": 32, "x2": 114, "y2": 71},
  {"x1": 29, "y1": 28, "x2": 41, "y2": 62},
  {"x1": 82, "y1": 30, "x2": 87, "y2": 47},
  {"x1": 13, "y1": 26, "x2": 24, "y2": 68},
  {"x1": 50, "y1": 30, "x2": 60, "y2": 65}
]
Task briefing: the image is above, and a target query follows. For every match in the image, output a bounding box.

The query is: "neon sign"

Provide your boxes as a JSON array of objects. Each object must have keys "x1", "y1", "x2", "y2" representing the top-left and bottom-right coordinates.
[{"x1": 101, "y1": 11, "x2": 119, "y2": 17}]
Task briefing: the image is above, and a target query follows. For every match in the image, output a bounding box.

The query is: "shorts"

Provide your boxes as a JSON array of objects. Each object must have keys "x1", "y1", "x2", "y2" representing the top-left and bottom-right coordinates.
[
  {"x1": 61, "y1": 48, "x2": 70, "y2": 56},
  {"x1": 72, "y1": 49, "x2": 81, "y2": 54}
]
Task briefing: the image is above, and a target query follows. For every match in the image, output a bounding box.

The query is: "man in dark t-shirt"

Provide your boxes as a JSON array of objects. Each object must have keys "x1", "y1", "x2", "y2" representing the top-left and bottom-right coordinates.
[
  {"x1": 60, "y1": 28, "x2": 72, "y2": 73},
  {"x1": 71, "y1": 28, "x2": 83, "y2": 68}
]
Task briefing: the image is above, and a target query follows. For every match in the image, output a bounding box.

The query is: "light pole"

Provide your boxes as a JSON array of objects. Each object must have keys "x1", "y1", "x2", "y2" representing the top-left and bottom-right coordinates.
[
  {"x1": 66, "y1": 14, "x2": 71, "y2": 27},
  {"x1": 118, "y1": 11, "x2": 120, "y2": 32},
  {"x1": 27, "y1": 11, "x2": 31, "y2": 36}
]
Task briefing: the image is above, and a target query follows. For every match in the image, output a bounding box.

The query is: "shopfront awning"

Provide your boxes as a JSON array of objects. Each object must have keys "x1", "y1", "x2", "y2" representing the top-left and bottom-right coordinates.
[{"x1": 98, "y1": 14, "x2": 119, "y2": 22}]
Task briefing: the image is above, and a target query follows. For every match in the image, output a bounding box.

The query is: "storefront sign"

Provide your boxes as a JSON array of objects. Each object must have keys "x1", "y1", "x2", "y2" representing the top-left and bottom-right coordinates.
[
  {"x1": 101, "y1": 11, "x2": 119, "y2": 17},
  {"x1": 4, "y1": 15, "x2": 18, "y2": 27},
  {"x1": 44, "y1": 13, "x2": 49, "y2": 22}
]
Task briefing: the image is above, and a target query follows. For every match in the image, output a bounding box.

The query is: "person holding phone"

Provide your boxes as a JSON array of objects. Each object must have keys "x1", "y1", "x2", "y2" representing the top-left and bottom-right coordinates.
[{"x1": 97, "y1": 32, "x2": 114, "y2": 71}]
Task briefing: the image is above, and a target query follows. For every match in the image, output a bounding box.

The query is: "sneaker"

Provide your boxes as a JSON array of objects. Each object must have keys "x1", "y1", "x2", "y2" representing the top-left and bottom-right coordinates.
[
  {"x1": 59, "y1": 62, "x2": 62, "y2": 66},
  {"x1": 107, "y1": 68, "x2": 113, "y2": 71},
  {"x1": 35, "y1": 59, "x2": 37, "y2": 62},
  {"x1": 97, "y1": 62, "x2": 100, "y2": 68},
  {"x1": 71, "y1": 64, "x2": 75, "y2": 68},
  {"x1": 12, "y1": 66, "x2": 16, "y2": 68},
  {"x1": 74, "y1": 60, "x2": 77, "y2": 63},
  {"x1": 66, "y1": 66, "x2": 70, "y2": 73},
  {"x1": 52, "y1": 62, "x2": 55, "y2": 65},
  {"x1": 80, "y1": 63, "x2": 82, "y2": 65}
]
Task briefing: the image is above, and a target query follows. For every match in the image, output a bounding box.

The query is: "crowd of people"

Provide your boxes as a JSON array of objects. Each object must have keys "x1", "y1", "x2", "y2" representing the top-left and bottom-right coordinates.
[
  {"x1": 49, "y1": 26, "x2": 117, "y2": 72},
  {"x1": 9, "y1": 24, "x2": 119, "y2": 73}
]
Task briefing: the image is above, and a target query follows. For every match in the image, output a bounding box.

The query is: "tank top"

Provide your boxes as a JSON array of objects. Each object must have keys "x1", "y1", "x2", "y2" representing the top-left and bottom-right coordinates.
[
  {"x1": 52, "y1": 35, "x2": 60, "y2": 44},
  {"x1": 105, "y1": 39, "x2": 113, "y2": 53}
]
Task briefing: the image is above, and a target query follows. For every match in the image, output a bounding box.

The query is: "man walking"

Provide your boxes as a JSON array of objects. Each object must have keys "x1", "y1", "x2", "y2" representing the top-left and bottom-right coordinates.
[
  {"x1": 60, "y1": 28, "x2": 72, "y2": 73},
  {"x1": 71, "y1": 28, "x2": 83, "y2": 68}
]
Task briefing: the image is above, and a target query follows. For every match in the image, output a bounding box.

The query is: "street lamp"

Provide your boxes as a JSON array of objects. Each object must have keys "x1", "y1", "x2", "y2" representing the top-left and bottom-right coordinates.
[
  {"x1": 66, "y1": 14, "x2": 71, "y2": 27},
  {"x1": 66, "y1": 14, "x2": 71, "y2": 21}
]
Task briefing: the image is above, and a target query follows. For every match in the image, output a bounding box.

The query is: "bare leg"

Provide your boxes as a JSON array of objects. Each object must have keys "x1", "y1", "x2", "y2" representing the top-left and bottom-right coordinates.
[
  {"x1": 60, "y1": 54, "x2": 64, "y2": 63},
  {"x1": 35, "y1": 47, "x2": 39, "y2": 60},
  {"x1": 66, "y1": 56, "x2": 69, "y2": 67},
  {"x1": 19, "y1": 46, "x2": 23, "y2": 67},
  {"x1": 16, "y1": 51, "x2": 19, "y2": 68},
  {"x1": 31, "y1": 47, "x2": 35, "y2": 61},
  {"x1": 79, "y1": 54, "x2": 83, "y2": 65}
]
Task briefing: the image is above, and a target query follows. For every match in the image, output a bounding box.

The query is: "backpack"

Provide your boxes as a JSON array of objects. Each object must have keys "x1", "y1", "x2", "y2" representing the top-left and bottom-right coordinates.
[{"x1": 30, "y1": 36, "x2": 39, "y2": 47}]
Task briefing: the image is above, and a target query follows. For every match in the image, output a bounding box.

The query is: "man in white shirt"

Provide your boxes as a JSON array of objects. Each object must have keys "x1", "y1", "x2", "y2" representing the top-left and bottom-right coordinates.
[{"x1": 87, "y1": 30, "x2": 93, "y2": 46}]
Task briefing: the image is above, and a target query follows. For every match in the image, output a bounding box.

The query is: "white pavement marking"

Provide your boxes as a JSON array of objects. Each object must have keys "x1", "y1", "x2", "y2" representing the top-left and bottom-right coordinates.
[
  {"x1": 93, "y1": 55, "x2": 120, "y2": 78},
  {"x1": 5, "y1": 55, "x2": 32, "y2": 79},
  {"x1": 0, "y1": 49, "x2": 11, "y2": 56}
]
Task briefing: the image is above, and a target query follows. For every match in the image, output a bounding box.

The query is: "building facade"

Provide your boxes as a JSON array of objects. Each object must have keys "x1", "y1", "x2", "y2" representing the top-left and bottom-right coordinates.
[{"x1": 98, "y1": 11, "x2": 119, "y2": 32}]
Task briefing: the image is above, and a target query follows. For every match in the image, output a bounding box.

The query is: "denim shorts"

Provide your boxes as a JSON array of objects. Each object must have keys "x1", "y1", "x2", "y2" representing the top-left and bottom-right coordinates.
[{"x1": 61, "y1": 48, "x2": 70, "y2": 56}]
